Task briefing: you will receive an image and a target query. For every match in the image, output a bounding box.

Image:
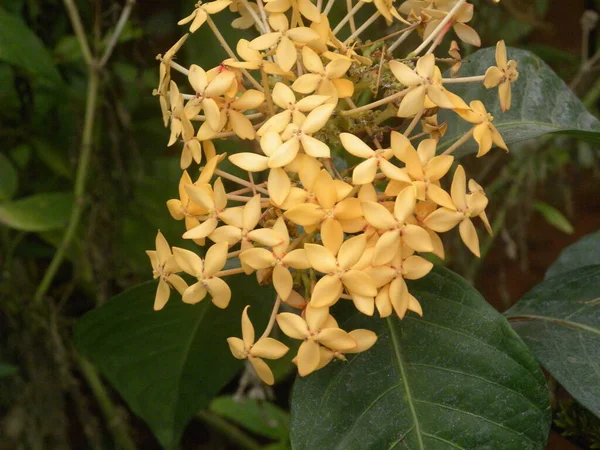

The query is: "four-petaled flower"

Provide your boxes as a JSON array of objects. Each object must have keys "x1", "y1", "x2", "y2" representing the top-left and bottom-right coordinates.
[
  {"x1": 484, "y1": 40, "x2": 519, "y2": 112},
  {"x1": 454, "y1": 100, "x2": 508, "y2": 158}
]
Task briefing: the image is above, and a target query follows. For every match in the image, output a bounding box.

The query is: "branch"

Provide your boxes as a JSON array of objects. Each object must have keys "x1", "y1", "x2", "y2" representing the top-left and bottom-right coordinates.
[{"x1": 99, "y1": 0, "x2": 136, "y2": 67}]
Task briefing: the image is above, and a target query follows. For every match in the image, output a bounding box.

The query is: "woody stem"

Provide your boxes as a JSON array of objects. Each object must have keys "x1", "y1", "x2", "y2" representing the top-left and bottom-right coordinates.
[
  {"x1": 442, "y1": 128, "x2": 474, "y2": 155},
  {"x1": 341, "y1": 88, "x2": 409, "y2": 116},
  {"x1": 259, "y1": 295, "x2": 282, "y2": 340}
]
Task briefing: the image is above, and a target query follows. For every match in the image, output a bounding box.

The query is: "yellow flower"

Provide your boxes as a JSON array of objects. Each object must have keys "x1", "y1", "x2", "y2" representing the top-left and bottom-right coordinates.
[
  {"x1": 315, "y1": 329, "x2": 378, "y2": 371},
  {"x1": 166, "y1": 171, "x2": 206, "y2": 231},
  {"x1": 157, "y1": 34, "x2": 188, "y2": 98},
  {"x1": 361, "y1": 186, "x2": 433, "y2": 265},
  {"x1": 240, "y1": 217, "x2": 310, "y2": 300},
  {"x1": 423, "y1": 165, "x2": 489, "y2": 256},
  {"x1": 365, "y1": 247, "x2": 432, "y2": 318},
  {"x1": 389, "y1": 53, "x2": 455, "y2": 117},
  {"x1": 484, "y1": 40, "x2": 519, "y2": 112},
  {"x1": 421, "y1": 114, "x2": 448, "y2": 140},
  {"x1": 224, "y1": 39, "x2": 291, "y2": 77},
  {"x1": 414, "y1": 200, "x2": 446, "y2": 259},
  {"x1": 339, "y1": 132, "x2": 411, "y2": 185},
  {"x1": 285, "y1": 170, "x2": 363, "y2": 253},
  {"x1": 305, "y1": 234, "x2": 378, "y2": 308},
  {"x1": 424, "y1": 3, "x2": 481, "y2": 47},
  {"x1": 386, "y1": 131, "x2": 455, "y2": 209},
  {"x1": 178, "y1": 0, "x2": 233, "y2": 33},
  {"x1": 454, "y1": 100, "x2": 508, "y2": 157},
  {"x1": 221, "y1": 89, "x2": 265, "y2": 140},
  {"x1": 173, "y1": 241, "x2": 231, "y2": 308},
  {"x1": 258, "y1": 82, "x2": 330, "y2": 136},
  {"x1": 276, "y1": 306, "x2": 357, "y2": 376},
  {"x1": 263, "y1": 0, "x2": 322, "y2": 23},
  {"x1": 182, "y1": 178, "x2": 232, "y2": 240},
  {"x1": 146, "y1": 231, "x2": 188, "y2": 311},
  {"x1": 292, "y1": 46, "x2": 355, "y2": 99},
  {"x1": 249, "y1": 14, "x2": 320, "y2": 72},
  {"x1": 227, "y1": 306, "x2": 289, "y2": 385},
  {"x1": 361, "y1": 0, "x2": 408, "y2": 24},
  {"x1": 186, "y1": 64, "x2": 236, "y2": 132}
]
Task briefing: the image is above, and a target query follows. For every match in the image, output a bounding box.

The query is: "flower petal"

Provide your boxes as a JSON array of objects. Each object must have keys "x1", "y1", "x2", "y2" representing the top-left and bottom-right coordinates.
[
  {"x1": 251, "y1": 337, "x2": 289, "y2": 359},
  {"x1": 205, "y1": 277, "x2": 231, "y2": 309},
  {"x1": 297, "y1": 340, "x2": 320, "y2": 376},
  {"x1": 310, "y1": 275, "x2": 343, "y2": 307},
  {"x1": 276, "y1": 312, "x2": 309, "y2": 339}
]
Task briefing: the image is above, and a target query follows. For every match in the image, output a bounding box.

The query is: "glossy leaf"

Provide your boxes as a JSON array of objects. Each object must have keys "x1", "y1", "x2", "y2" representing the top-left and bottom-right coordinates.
[
  {"x1": 210, "y1": 395, "x2": 289, "y2": 441},
  {"x1": 0, "y1": 7, "x2": 62, "y2": 85},
  {"x1": 439, "y1": 47, "x2": 600, "y2": 155},
  {"x1": 506, "y1": 265, "x2": 600, "y2": 419},
  {"x1": 74, "y1": 277, "x2": 275, "y2": 450},
  {"x1": 545, "y1": 231, "x2": 600, "y2": 279},
  {"x1": 291, "y1": 267, "x2": 550, "y2": 450},
  {"x1": 0, "y1": 192, "x2": 73, "y2": 231},
  {"x1": 0, "y1": 153, "x2": 18, "y2": 201}
]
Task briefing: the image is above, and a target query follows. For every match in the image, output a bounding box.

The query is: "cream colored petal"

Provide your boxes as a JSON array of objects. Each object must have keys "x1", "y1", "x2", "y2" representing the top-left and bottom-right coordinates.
[
  {"x1": 346, "y1": 329, "x2": 378, "y2": 353},
  {"x1": 496, "y1": 40, "x2": 508, "y2": 68},
  {"x1": 310, "y1": 275, "x2": 343, "y2": 307},
  {"x1": 376, "y1": 285, "x2": 392, "y2": 318},
  {"x1": 248, "y1": 229, "x2": 283, "y2": 247},
  {"x1": 251, "y1": 337, "x2": 289, "y2": 359},
  {"x1": 232, "y1": 89, "x2": 265, "y2": 110},
  {"x1": 416, "y1": 53, "x2": 435, "y2": 78},
  {"x1": 336, "y1": 234, "x2": 365, "y2": 270},
  {"x1": 426, "y1": 155, "x2": 454, "y2": 181},
  {"x1": 379, "y1": 160, "x2": 412, "y2": 183},
  {"x1": 286, "y1": 27, "x2": 320, "y2": 43},
  {"x1": 302, "y1": 103, "x2": 336, "y2": 134},
  {"x1": 403, "y1": 255, "x2": 433, "y2": 280},
  {"x1": 269, "y1": 137, "x2": 300, "y2": 168},
  {"x1": 473, "y1": 124, "x2": 493, "y2": 157},
  {"x1": 389, "y1": 60, "x2": 422, "y2": 86},
  {"x1": 276, "y1": 36, "x2": 297, "y2": 72},
  {"x1": 272, "y1": 82, "x2": 296, "y2": 109},
  {"x1": 397, "y1": 85, "x2": 427, "y2": 118},
  {"x1": 167, "y1": 274, "x2": 188, "y2": 296},
  {"x1": 292, "y1": 73, "x2": 322, "y2": 94},
  {"x1": 229, "y1": 110, "x2": 255, "y2": 140},
  {"x1": 351, "y1": 294, "x2": 375, "y2": 316},
  {"x1": 301, "y1": 45, "x2": 325, "y2": 74},
  {"x1": 459, "y1": 218, "x2": 480, "y2": 257},
  {"x1": 282, "y1": 249, "x2": 310, "y2": 269},
  {"x1": 301, "y1": 135, "x2": 331, "y2": 158},
  {"x1": 276, "y1": 312, "x2": 310, "y2": 339},
  {"x1": 427, "y1": 85, "x2": 454, "y2": 109},
  {"x1": 498, "y1": 82, "x2": 512, "y2": 113},
  {"x1": 188, "y1": 64, "x2": 208, "y2": 93},
  {"x1": 267, "y1": 168, "x2": 291, "y2": 207},
  {"x1": 273, "y1": 264, "x2": 294, "y2": 300},
  {"x1": 453, "y1": 23, "x2": 481, "y2": 47},
  {"x1": 334, "y1": 198, "x2": 362, "y2": 220},
  {"x1": 204, "y1": 241, "x2": 228, "y2": 276},
  {"x1": 313, "y1": 170, "x2": 336, "y2": 209},
  {"x1": 408, "y1": 294, "x2": 423, "y2": 317},
  {"x1": 297, "y1": 340, "x2": 320, "y2": 376},
  {"x1": 305, "y1": 243, "x2": 337, "y2": 273},
  {"x1": 403, "y1": 224, "x2": 434, "y2": 253},
  {"x1": 154, "y1": 279, "x2": 171, "y2": 311},
  {"x1": 182, "y1": 281, "x2": 208, "y2": 304},
  {"x1": 258, "y1": 111, "x2": 292, "y2": 136},
  {"x1": 305, "y1": 305, "x2": 329, "y2": 331},
  {"x1": 483, "y1": 66, "x2": 503, "y2": 88},
  {"x1": 332, "y1": 78, "x2": 354, "y2": 98},
  {"x1": 250, "y1": 32, "x2": 281, "y2": 51},
  {"x1": 372, "y1": 230, "x2": 401, "y2": 266},
  {"x1": 241, "y1": 305, "x2": 255, "y2": 347},
  {"x1": 249, "y1": 357, "x2": 275, "y2": 385},
  {"x1": 325, "y1": 58, "x2": 351, "y2": 79},
  {"x1": 394, "y1": 186, "x2": 417, "y2": 223},
  {"x1": 450, "y1": 165, "x2": 467, "y2": 210},
  {"x1": 185, "y1": 184, "x2": 214, "y2": 210},
  {"x1": 318, "y1": 328, "x2": 357, "y2": 351},
  {"x1": 296, "y1": 94, "x2": 330, "y2": 111},
  {"x1": 205, "y1": 277, "x2": 231, "y2": 309},
  {"x1": 423, "y1": 208, "x2": 463, "y2": 232},
  {"x1": 219, "y1": 206, "x2": 244, "y2": 228},
  {"x1": 321, "y1": 218, "x2": 344, "y2": 256},
  {"x1": 240, "y1": 248, "x2": 276, "y2": 270},
  {"x1": 227, "y1": 337, "x2": 247, "y2": 359},
  {"x1": 229, "y1": 153, "x2": 269, "y2": 172},
  {"x1": 242, "y1": 195, "x2": 261, "y2": 230},
  {"x1": 209, "y1": 225, "x2": 243, "y2": 245},
  {"x1": 284, "y1": 203, "x2": 324, "y2": 227},
  {"x1": 361, "y1": 201, "x2": 396, "y2": 230},
  {"x1": 342, "y1": 270, "x2": 377, "y2": 297},
  {"x1": 172, "y1": 247, "x2": 204, "y2": 276},
  {"x1": 351, "y1": 158, "x2": 377, "y2": 185},
  {"x1": 389, "y1": 277, "x2": 409, "y2": 319},
  {"x1": 427, "y1": 184, "x2": 456, "y2": 210}
]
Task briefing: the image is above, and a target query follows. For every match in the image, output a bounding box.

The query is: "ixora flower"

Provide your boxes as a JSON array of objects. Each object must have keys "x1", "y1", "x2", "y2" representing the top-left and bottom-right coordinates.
[
  {"x1": 151, "y1": 0, "x2": 517, "y2": 383},
  {"x1": 146, "y1": 231, "x2": 188, "y2": 311},
  {"x1": 227, "y1": 306, "x2": 289, "y2": 385}
]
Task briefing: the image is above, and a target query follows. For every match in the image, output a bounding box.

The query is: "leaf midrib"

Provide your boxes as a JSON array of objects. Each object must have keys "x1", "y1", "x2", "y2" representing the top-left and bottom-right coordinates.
[
  {"x1": 507, "y1": 314, "x2": 600, "y2": 336},
  {"x1": 386, "y1": 317, "x2": 424, "y2": 450}
]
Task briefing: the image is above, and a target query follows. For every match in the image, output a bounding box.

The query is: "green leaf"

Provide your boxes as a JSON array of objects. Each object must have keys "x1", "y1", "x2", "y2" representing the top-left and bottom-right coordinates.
[
  {"x1": 438, "y1": 47, "x2": 600, "y2": 155},
  {"x1": 74, "y1": 277, "x2": 276, "y2": 450},
  {"x1": 546, "y1": 231, "x2": 600, "y2": 279},
  {"x1": 0, "y1": 7, "x2": 62, "y2": 85},
  {"x1": 210, "y1": 396, "x2": 289, "y2": 441},
  {"x1": 0, "y1": 192, "x2": 73, "y2": 231},
  {"x1": 0, "y1": 153, "x2": 18, "y2": 201},
  {"x1": 290, "y1": 267, "x2": 550, "y2": 450},
  {"x1": 506, "y1": 265, "x2": 600, "y2": 419},
  {"x1": 533, "y1": 201, "x2": 574, "y2": 235},
  {"x1": 0, "y1": 362, "x2": 18, "y2": 378}
]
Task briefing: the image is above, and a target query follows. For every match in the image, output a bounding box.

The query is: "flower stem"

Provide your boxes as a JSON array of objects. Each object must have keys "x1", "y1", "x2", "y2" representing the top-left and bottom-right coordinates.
[
  {"x1": 333, "y1": 1, "x2": 364, "y2": 35},
  {"x1": 343, "y1": 11, "x2": 381, "y2": 45},
  {"x1": 215, "y1": 169, "x2": 270, "y2": 196},
  {"x1": 99, "y1": 0, "x2": 135, "y2": 66},
  {"x1": 442, "y1": 128, "x2": 474, "y2": 155},
  {"x1": 341, "y1": 88, "x2": 409, "y2": 116},
  {"x1": 411, "y1": 0, "x2": 465, "y2": 56},
  {"x1": 442, "y1": 75, "x2": 485, "y2": 84},
  {"x1": 216, "y1": 267, "x2": 247, "y2": 277},
  {"x1": 259, "y1": 295, "x2": 281, "y2": 340},
  {"x1": 403, "y1": 110, "x2": 423, "y2": 136}
]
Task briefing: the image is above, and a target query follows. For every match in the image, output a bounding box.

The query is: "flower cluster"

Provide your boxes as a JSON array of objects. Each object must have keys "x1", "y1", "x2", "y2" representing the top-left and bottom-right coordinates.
[{"x1": 149, "y1": 0, "x2": 518, "y2": 384}]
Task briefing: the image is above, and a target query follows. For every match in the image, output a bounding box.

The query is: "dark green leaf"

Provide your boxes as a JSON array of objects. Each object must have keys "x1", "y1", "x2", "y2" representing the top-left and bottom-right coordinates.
[
  {"x1": 0, "y1": 362, "x2": 18, "y2": 378},
  {"x1": 0, "y1": 7, "x2": 62, "y2": 85},
  {"x1": 438, "y1": 47, "x2": 600, "y2": 155},
  {"x1": 506, "y1": 265, "x2": 600, "y2": 419},
  {"x1": 291, "y1": 267, "x2": 550, "y2": 450},
  {"x1": 533, "y1": 201, "x2": 574, "y2": 235},
  {"x1": 75, "y1": 277, "x2": 276, "y2": 450},
  {"x1": 0, "y1": 153, "x2": 18, "y2": 201},
  {"x1": 210, "y1": 395, "x2": 289, "y2": 441},
  {"x1": 546, "y1": 231, "x2": 600, "y2": 279},
  {"x1": 0, "y1": 192, "x2": 72, "y2": 231}
]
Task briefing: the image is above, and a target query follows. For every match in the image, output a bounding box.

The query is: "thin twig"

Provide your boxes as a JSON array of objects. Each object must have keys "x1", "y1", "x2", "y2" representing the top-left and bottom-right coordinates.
[
  {"x1": 99, "y1": 0, "x2": 136, "y2": 67},
  {"x1": 62, "y1": 0, "x2": 94, "y2": 66},
  {"x1": 259, "y1": 295, "x2": 282, "y2": 340}
]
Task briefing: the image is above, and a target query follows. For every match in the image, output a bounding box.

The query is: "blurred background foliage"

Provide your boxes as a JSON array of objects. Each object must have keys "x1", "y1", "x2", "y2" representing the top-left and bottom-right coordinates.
[{"x1": 0, "y1": 0, "x2": 599, "y2": 449}]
